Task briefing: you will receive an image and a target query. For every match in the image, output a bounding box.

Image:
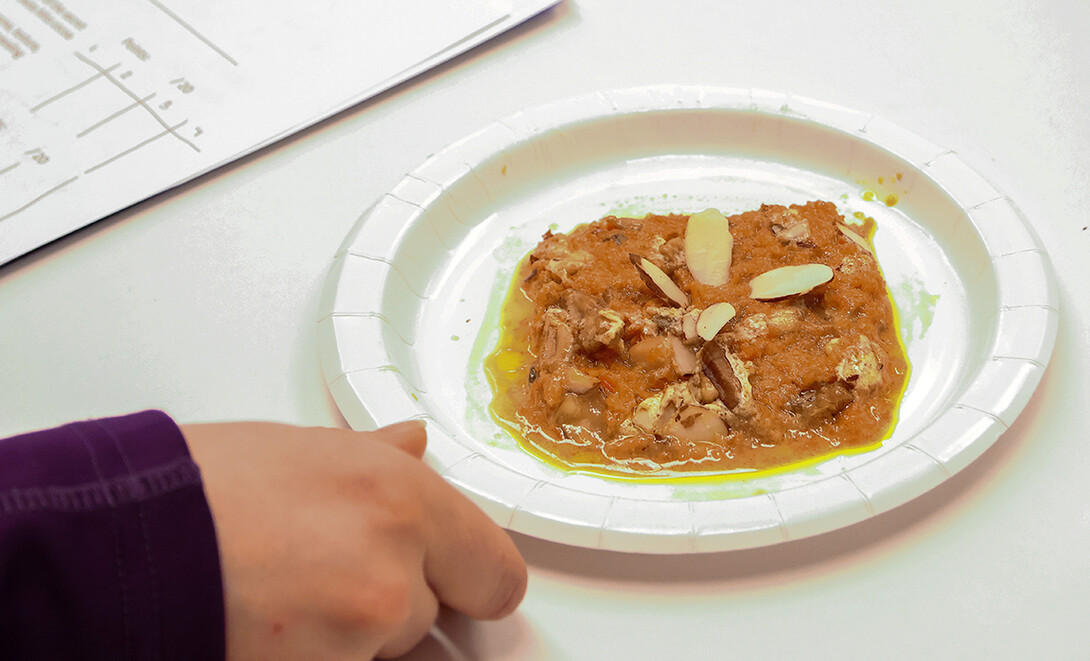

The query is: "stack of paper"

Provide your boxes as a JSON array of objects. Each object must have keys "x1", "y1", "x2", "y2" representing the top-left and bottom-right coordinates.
[{"x1": 0, "y1": 0, "x2": 560, "y2": 265}]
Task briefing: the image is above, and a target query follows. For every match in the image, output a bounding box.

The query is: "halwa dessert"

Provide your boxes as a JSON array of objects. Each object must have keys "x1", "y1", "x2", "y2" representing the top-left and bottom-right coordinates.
[{"x1": 485, "y1": 201, "x2": 909, "y2": 475}]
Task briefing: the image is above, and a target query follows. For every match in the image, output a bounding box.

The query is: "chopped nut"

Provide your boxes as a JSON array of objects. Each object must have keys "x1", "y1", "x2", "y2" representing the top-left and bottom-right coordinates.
[
  {"x1": 699, "y1": 340, "x2": 752, "y2": 412},
  {"x1": 658, "y1": 236, "x2": 687, "y2": 274},
  {"x1": 838, "y1": 254, "x2": 868, "y2": 275},
  {"x1": 594, "y1": 309, "x2": 626, "y2": 351},
  {"x1": 630, "y1": 384, "x2": 690, "y2": 433},
  {"x1": 771, "y1": 219, "x2": 813, "y2": 247},
  {"x1": 749, "y1": 264, "x2": 834, "y2": 300},
  {"x1": 693, "y1": 372, "x2": 720, "y2": 404},
  {"x1": 544, "y1": 249, "x2": 592, "y2": 281},
  {"x1": 836, "y1": 335, "x2": 884, "y2": 393},
  {"x1": 648, "y1": 306, "x2": 685, "y2": 334}
]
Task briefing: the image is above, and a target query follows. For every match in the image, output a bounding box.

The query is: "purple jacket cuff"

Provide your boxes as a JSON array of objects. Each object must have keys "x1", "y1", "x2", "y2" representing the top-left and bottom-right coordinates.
[{"x1": 0, "y1": 410, "x2": 226, "y2": 660}]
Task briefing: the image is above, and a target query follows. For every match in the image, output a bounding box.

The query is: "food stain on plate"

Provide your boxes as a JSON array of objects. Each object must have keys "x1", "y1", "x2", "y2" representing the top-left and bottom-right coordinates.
[
  {"x1": 463, "y1": 246, "x2": 529, "y2": 450},
  {"x1": 894, "y1": 278, "x2": 941, "y2": 347}
]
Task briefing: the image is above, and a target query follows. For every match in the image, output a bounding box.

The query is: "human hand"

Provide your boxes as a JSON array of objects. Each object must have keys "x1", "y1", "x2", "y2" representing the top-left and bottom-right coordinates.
[{"x1": 182, "y1": 420, "x2": 527, "y2": 660}]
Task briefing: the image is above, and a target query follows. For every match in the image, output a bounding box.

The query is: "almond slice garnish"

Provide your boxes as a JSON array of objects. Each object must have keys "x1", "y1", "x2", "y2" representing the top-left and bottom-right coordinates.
[
  {"x1": 749, "y1": 264, "x2": 834, "y2": 300},
  {"x1": 685, "y1": 208, "x2": 733, "y2": 286},
  {"x1": 629, "y1": 254, "x2": 689, "y2": 307},
  {"x1": 681, "y1": 309, "x2": 700, "y2": 340},
  {"x1": 696, "y1": 302, "x2": 736, "y2": 341},
  {"x1": 837, "y1": 223, "x2": 874, "y2": 255},
  {"x1": 669, "y1": 335, "x2": 699, "y2": 374}
]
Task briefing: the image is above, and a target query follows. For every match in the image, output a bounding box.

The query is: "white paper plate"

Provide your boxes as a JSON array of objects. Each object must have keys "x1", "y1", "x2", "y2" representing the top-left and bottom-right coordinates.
[{"x1": 318, "y1": 86, "x2": 1058, "y2": 554}]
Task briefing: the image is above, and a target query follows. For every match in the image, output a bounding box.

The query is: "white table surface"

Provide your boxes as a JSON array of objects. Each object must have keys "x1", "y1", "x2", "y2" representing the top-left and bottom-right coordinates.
[{"x1": 2, "y1": 1, "x2": 1088, "y2": 658}]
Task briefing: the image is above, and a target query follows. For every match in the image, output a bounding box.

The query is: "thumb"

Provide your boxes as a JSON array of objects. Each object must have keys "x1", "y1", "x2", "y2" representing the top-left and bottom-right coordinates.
[{"x1": 367, "y1": 419, "x2": 427, "y2": 458}]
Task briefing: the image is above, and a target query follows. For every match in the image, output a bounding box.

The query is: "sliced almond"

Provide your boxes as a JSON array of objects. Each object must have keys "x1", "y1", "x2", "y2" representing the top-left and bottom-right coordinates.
[
  {"x1": 629, "y1": 253, "x2": 689, "y2": 307},
  {"x1": 837, "y1": 223, "x2": 874, "y2": 255},
  {"x1": 749, "y1": 264, "x2": 834, "y2": 300},
  {"x1": 696, "y1": 302, "x2": 736, "y2": 341},
  {"x1": 684, "y1": 208, "x2": 733, "y2": 286},
  {"x1": 681, "y1": 309, "x2": 700, "y2": 340},
  {"x1": 668, "y1": 335, "x2": 698, "y2": 374}
]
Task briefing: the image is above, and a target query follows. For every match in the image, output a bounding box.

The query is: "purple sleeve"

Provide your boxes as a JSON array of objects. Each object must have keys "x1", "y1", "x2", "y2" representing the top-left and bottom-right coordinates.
[{"x1": 0, "y1": 410, "x2": 226, "y2": 660}]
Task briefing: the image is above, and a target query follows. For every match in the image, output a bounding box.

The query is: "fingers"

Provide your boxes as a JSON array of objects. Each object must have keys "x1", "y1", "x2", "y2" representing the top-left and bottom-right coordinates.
[
  {"x1": 353, "y1": 421, "x2": 526, "y2": 619},
  {"x1": 183, "y1": 419, "x2": 525, "y2": 661},
  {"x1": 417, "y1": 474, "x2": 528, "y2": 621},
  {"x1": 374, "y1": 568, "x2": 440, "y2": 659},
  {"x1": 367, "y1": 419, "x2": 427, "y2": 458}
]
